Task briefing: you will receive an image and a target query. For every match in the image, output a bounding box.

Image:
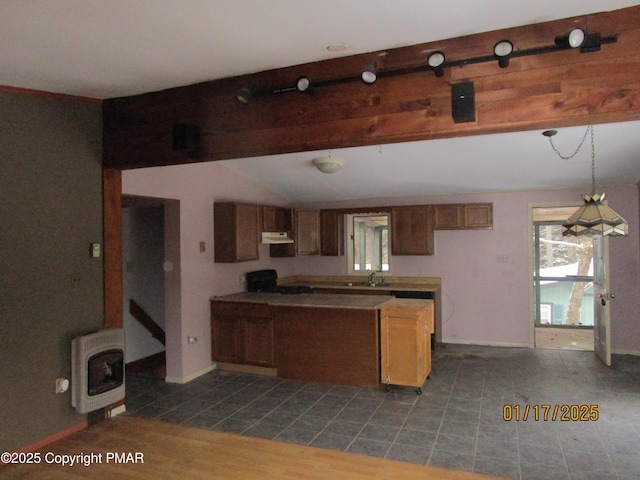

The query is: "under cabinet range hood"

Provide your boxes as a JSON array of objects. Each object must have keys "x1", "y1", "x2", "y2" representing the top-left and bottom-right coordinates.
[{"x1": 261, "y1": 232, "x2": 294, "y2": 244}]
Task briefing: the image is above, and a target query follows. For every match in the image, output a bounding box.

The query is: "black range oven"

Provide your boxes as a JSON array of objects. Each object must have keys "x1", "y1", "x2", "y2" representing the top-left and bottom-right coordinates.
[{"x1": 245, "y1": 269, "x2": 312, "y2": 294}]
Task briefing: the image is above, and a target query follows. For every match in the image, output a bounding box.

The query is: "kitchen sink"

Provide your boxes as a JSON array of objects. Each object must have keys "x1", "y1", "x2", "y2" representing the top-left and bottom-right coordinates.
[{"x1": 344, "y1": 282, "x2": 389, "y2": 287}]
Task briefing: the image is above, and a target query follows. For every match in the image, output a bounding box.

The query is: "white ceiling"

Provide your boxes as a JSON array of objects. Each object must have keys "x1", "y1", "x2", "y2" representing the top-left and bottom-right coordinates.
[{"x1": 2, "y1": 0, "x2": 639, "y2": 202}]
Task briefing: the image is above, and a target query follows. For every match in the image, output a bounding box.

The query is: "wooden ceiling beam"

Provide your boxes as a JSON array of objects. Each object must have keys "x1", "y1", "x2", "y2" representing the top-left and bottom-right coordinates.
[{"x1": 103, "y1": 5, "x2": 640, "y2": 169}]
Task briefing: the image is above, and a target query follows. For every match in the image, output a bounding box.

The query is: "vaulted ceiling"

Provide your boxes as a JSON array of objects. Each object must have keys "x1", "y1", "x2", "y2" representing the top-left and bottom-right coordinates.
[{"x1": 2, "y1": 0, "x2": 639, "y2": 202}]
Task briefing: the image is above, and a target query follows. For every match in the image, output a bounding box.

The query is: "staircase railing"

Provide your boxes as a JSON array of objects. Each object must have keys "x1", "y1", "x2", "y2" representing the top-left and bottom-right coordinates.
[{"x1": 129, "y1": 299, "x2": 166, "y2": 346}]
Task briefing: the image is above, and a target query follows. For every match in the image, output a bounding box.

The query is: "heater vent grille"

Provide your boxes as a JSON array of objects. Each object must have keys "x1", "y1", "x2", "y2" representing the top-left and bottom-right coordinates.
[{"x1": 71, "y1": 328, "x2": 125, "y2": 414}]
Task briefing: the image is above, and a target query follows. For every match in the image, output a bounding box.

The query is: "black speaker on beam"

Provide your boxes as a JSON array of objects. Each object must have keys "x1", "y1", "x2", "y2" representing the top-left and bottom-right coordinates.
[
  {"x1": 173, "y1": 123, "x2": 200, "y2": 154},
  {"x1": 451, "y1": 81, "x2": 476, "y2": 123}
]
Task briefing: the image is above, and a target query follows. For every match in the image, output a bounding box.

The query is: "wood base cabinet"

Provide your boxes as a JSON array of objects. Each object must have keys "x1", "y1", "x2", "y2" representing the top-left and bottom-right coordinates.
[
  {"x1": 379, "y1": 300, "x2": 434, "y2": 394},
  {"x1": 211, "y1": 301, "x2": 275, "y2": 367}
]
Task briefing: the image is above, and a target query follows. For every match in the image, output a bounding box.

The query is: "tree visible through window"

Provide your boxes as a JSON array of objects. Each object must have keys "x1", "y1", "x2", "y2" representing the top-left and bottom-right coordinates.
[{"x1": 534, "y1": 222, "x2": 594, "y2": 326}]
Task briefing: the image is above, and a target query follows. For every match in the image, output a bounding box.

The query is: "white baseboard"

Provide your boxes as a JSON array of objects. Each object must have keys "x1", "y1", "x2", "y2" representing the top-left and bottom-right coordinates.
[
  {"x1": 165, "y1": 363, "x2": 216, "y2": 384},
  {"x1": 612, "y1": 348, "x2": 640, "y2": 356},
  {"x1": 441, "y1": 339, "x2": 530, "y2": 348}
]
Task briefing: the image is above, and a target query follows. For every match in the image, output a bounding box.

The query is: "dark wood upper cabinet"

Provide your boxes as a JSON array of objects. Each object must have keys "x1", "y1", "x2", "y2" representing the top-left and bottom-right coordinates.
[
  {"x1": 320, "y1": 209, "x2": 344, "y2": 256},
  {"x1": 434, "y1": 203, "x2": 493, "y2": 230},
  {"x1": 269, "y1": 207, "x2": 296, "y2": 258},
  {"x1": 262, "y1": 205, "x2": 277, "y2": 231},
  {"x1": 296, "y1": 210, "x2": 320, "y2": 255},
  {"x1": 391, "y1": 205, "x2": 434, "y2": 255},
  {"x1": 214, "y1": 202, "x2": 260, "y2": 263}
]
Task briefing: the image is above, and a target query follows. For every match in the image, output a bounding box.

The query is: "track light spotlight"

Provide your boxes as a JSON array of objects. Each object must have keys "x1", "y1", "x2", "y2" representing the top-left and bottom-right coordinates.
[
  {"x1": 555, "y1": 28, "x2": 586, "y2": 49},
  {"x1": 493, "y1": 40, "x2": 513, "y2": 68},
  {"x1": 296, "y1": 76, "x2": 313, "y2": 94},
  {"x1": 361, "y1": 60, "x2": 377, "y2": 84},
  {"x1": 427, "y1": 51, "x2": 446, "y2": 77},
  {"x1": 236, "y1": 87, "x2": 252, "y2": 104}
]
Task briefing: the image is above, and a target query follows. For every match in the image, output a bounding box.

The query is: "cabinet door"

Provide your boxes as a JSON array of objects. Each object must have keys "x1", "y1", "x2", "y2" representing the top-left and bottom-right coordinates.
[
  {"x1": 270, "y1": 208, "x2": 296, "y2": 257},
  {"x1": 214, "y1": 202, "x2": 260, "y2": 262},
  {"x1": 464, "y1": 203, "x2": 493, "y2": 229},
  {"x1": 434, "y1": 203, "x2": 493, "y2": 230},
  {"x1": 244, "y1": 317, "x2": 275, "y2": 367},
  {"x1": 235, "y1": 203, "x2": 260, "y2": 261},
  {"x1": 391, "y1": 205, "x2": 434, "y2": 255},
  {"x1": 320, "y1": 209, "x2": 344, "y2": 256},
  {"x1": 296, "y1": 211, "x2": 320, "y2": 255},
  {"x1": 262, "y1": 205, "x2": 277, "y2": 231},
  {"x1": 434, "y1": 204, "x2": 463, "y2": 229},
  {"x1": 380, "y1": 313, "x2": 422, "y2": 388},
  {"x1": 211, "y1": 316, "x2": 244, "y2": 363}
]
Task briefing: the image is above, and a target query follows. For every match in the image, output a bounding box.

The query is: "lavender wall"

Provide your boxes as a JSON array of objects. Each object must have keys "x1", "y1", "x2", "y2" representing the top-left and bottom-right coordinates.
[
  {"x1": 296, "y1": 186, "x2": 640, "y2": 352},
  {"x1": 123, "y1": 161, "x2": 640, "y2": 381},
  {"x1": 122, "y1": 162, "x2": 298, "y2": 381}
]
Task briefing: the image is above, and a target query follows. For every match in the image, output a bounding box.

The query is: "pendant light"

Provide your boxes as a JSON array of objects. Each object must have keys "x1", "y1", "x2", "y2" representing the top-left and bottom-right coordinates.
[{"x1": 543, "y1": 126, "x2": 628, "y2": 237}]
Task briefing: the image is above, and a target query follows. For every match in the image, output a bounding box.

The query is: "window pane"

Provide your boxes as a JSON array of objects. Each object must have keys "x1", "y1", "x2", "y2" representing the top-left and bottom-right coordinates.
[
  {"x1": 351, "y1": 215, "x2": 389, "y2": 272},
  {"x1": 537, "y1": 280, "x2": 594, "y2": 325}
]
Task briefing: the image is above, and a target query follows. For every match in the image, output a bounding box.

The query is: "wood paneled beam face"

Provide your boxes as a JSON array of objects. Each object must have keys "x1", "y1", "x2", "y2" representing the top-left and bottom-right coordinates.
[{"x1": 103, "y1": 6, "x2": 640, "y2": 169}]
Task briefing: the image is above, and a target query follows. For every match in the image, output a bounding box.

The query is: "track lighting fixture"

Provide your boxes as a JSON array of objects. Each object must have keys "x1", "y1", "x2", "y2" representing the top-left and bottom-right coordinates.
[
  {"x1": 361, "y1": 60, "x2": 377, "y2": 84},
  {"x1": 427, "y1": 51, "x2": 446, "y2": 77},
  {"x1": 233, "y1": 28, "x2": 616, "y2": 103},
  {"x1": 580, "y1": 33, "x2": 603, "y2": 53},
  {"x1": 493, "y1": 40, "x2": 513, "y2": 68},
  {"x1": 555, "y1": 28, "x2": 586, "y2": 49},
  {"x1": 296, "y1": 76, "x2": 313, "y2": 94},
  {"x1": 235, "y1": 87, "x2": 252, "y2": 104}
]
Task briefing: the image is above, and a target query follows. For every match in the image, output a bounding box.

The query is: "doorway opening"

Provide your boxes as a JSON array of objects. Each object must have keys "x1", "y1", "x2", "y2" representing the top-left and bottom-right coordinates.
[
  {"x1": 532, "y1": 205, "x2": 594, "y2": 351},
  {"x1": 121, "y1": 195, "x2": 180, "y2": 380}
]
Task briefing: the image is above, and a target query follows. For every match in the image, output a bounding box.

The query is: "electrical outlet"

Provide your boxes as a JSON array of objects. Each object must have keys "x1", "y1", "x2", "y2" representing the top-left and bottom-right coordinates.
[
  {"x1": 55, "y1": 378, "x2": 69, "y2": 394},
  {"x1": 199, "y1": 241, "x2": 206, "y2": 253},
  {"x1": 238, "y1": 274, "x2": 246, "y2": 285}
]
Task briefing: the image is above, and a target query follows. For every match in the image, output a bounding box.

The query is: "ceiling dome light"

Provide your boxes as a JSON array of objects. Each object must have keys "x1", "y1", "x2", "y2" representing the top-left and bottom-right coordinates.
[
  {"x1": 493, "y1": 40, "x2": 513, "y2": 68},
  {"x1": 427, "y1": 51, "x2": 446, "y2": 77},
  {"x1": 312, "y1": 156, "x2": 345, "y2": 174}
]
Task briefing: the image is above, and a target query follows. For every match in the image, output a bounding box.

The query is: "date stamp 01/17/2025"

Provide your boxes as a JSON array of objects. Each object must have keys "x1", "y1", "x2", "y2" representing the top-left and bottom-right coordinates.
[{"x1": 503, "y1": 404, "x2": 599, "y2": 422}]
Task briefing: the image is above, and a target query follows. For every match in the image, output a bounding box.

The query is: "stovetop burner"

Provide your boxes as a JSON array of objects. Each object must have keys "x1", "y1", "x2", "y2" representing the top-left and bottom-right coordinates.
[{"x1": 245, "y1": 269, "x2": 312, "y2": 295}]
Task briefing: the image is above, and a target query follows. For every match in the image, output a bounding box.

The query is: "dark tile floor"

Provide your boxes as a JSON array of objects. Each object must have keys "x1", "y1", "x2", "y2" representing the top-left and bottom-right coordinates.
[{"x1": 125, "y1": 344, "x2": 640, "y2": 480}]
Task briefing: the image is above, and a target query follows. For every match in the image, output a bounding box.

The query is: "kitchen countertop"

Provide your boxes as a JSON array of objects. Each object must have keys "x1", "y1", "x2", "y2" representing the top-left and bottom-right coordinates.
[
  {"x1": 277, "y1": 275, "x2": 441, "y2": 292},
  {"x1": 211, "y1": 292, "x2": 434, "y2": 310}
]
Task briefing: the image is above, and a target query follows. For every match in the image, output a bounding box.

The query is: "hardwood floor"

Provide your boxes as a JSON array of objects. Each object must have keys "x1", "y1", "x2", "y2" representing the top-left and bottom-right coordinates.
[{"x1": 1, "y1": 417, "x2": 506, "y2": 479}]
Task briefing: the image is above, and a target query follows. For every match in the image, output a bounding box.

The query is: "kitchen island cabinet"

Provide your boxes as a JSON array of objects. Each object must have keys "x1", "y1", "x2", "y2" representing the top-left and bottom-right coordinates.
[
  {"x1": 379, "y1": 299, "x2": 433, "y2": 394},
  {"x1": 210, "y1": 300, "x2": 274, "y2": 367},
  {"x1": 277, "y1": 275, "x2": 442, "y2": 346},
  {"x1": 210, "y1": 293, "x2": 392, "y2": 387},
  {"x1": 273, "y1": 305, "x2": 379, "y2": 387}
]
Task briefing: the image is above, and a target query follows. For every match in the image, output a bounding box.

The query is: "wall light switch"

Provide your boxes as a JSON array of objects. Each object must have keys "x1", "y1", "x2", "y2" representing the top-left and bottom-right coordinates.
[{"x1": 90, "y1": 243, "x2": 101, "y2": 258}]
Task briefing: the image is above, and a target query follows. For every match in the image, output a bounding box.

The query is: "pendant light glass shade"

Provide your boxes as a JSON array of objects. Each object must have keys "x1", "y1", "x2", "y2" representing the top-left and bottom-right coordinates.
[
  {"x1": 562, "y1": 193, "x2": 628, "y2": 237},
  {"x1": 546, "y1": 125, "x2": 629, "y2": 238}
]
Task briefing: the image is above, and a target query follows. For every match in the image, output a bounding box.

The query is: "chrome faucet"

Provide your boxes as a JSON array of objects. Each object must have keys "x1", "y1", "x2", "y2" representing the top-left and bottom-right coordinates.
[{"x1": 367, "y1": 268, "x2": 385, "y2": 286}]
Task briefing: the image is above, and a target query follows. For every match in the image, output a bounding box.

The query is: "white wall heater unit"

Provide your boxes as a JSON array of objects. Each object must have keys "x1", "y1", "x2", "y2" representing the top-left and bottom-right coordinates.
[{"x1": 71, "y1": 328, "x2": 125, "y2": 414}]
